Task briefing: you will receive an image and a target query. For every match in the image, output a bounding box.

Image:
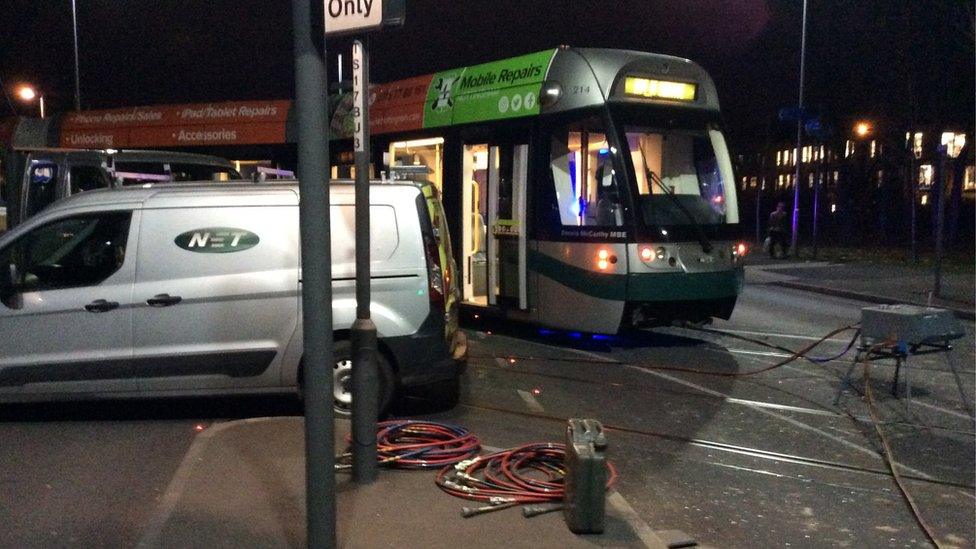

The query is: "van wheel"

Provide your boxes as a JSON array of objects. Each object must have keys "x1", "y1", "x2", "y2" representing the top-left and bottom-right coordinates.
[{"x1": 331, "y1": 340, "x2": 395, "y2": 418}]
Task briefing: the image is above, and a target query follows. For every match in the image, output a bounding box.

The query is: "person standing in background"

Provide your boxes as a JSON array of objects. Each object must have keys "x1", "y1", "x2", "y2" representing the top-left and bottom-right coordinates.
[{"x1": 767, "y1": 202, "x2": 789, "y2": 259}]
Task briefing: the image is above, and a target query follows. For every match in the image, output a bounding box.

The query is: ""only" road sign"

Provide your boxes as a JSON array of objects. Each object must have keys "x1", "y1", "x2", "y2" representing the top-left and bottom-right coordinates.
[{"x1": 325, "y1": 0, "x2": 404, "y2": 36}]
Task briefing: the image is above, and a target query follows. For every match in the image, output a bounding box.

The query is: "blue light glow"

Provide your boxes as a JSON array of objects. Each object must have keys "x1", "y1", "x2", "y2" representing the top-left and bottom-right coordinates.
[{"x1": 568, "y1": 332, "x2": 583, "y2": 339}]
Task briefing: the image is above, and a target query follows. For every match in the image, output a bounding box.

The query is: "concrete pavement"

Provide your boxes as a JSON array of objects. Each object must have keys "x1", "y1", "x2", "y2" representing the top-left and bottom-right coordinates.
[
  {"x1": 137, "y1": 417, "x2": 670, "y2": 548},
  {"x1": 744, "y1": 256, "x2": 975, "y2": 320}
]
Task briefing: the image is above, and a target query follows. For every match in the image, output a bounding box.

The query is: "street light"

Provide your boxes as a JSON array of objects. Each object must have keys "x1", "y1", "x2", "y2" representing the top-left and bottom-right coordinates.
[
  {"x1": 15, "y1": 85, "x2": 44, "y2": 118},
  {"x1": 933, "y1": 131, "x2": 967, "y2": 298},
  {"x1": 854, "y1": 121, "x2": 872, "y2": 138},
  {"x1": 789, "y1": 0, "x2": 809, "y2": 257}
]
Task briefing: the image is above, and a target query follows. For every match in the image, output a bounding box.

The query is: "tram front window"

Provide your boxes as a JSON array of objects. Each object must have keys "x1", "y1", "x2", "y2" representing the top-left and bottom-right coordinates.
[
  {"x1": 549, "y1": 118, "x2": 625, "y2": 227},
  {"x1": 626, "y1": 127, "x2": 739, "y2": 226}
]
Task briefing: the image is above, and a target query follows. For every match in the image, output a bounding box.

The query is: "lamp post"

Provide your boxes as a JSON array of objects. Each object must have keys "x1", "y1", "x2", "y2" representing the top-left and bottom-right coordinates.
[
  {"x1": 15, "y1": 85, "x2": 44, "y2": 118},
  {"x1": 934, "y1": 131, "x2": 966, "y2": 298},
  {"x1": 909, "y1": 132, "x2": 923, "y2": 262},
  {"x1": 71, "y1": 0, "x2": 81, "y2": 110},
  {"x1": 790, "y1": 0, "x2": 809, "y2": 257}
]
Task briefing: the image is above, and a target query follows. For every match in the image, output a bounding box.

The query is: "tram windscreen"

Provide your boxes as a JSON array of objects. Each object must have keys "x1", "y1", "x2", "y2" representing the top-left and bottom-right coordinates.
[{"x1": 626, "y1": 127, "x2": 739, "y2": 226}]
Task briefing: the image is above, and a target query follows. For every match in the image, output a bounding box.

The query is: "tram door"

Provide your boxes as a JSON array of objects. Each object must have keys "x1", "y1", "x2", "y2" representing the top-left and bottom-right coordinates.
[{"x1": 461, "y1": 142, "x2": 528, "y2": 309}]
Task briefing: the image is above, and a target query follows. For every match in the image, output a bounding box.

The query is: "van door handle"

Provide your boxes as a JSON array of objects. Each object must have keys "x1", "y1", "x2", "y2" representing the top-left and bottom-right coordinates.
[
  {"x1": 85, "y1": 299, "x2": 120, "y2": 313},
  {"x1": 147, "y1": 294, "x2": 182, "y2": 307}
]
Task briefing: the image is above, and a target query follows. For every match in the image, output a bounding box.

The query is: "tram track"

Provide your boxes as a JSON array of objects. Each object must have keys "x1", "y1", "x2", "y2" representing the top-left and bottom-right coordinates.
[
  {"x1": 455, "y1": 398, "x2": 976, "y2": 491},
  {"x1": 467, "y1": 358, "x2": 976, "y2": 436}
]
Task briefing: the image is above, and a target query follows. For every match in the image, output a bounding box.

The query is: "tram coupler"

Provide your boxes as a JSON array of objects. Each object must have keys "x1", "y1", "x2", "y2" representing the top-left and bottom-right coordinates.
[{"x1": 563, "y1": 418, "x2": 607, "y2": 534}]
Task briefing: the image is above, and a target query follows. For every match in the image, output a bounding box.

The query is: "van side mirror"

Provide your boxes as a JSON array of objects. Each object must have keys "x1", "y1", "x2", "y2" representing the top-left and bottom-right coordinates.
[{"x1": 0, "y1": 263, "x2": 23, "y2": 310}]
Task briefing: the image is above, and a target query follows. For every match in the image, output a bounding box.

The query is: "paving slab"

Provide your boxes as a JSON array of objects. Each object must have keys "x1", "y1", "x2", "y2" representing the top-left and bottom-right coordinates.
[{"x1": 138, "y1": 417, "x2": 668, "y2": 548}]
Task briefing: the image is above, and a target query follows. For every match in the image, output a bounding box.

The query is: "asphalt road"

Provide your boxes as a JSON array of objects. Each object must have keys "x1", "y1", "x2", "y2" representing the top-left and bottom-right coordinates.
[{"x1": 1, "y1": 282, "x2": 973, "y2": 548}]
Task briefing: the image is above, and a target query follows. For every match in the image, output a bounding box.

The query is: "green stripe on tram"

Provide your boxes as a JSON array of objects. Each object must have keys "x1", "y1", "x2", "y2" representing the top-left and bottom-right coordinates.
[{"x1": 527, "y1": 249, "x2": 744, "y2": 302}]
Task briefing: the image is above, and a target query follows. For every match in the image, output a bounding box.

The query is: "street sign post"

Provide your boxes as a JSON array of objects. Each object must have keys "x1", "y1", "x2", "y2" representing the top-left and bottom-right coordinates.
[
  {"x1": 325, "y1": 0, "x2": 403, "y2": 486},
  {"x1": 349, "y1": 38, "x2": 379, "y2": 484},
  {"x1": 294, "y1": 0, "x2": 335, "y2": 546}
]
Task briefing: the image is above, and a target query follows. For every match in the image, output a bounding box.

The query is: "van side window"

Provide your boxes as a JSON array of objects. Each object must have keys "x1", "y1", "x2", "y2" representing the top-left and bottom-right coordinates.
[
  {"x1": 26, "y1": 162, "x2": 59, "y2": 218},
  {"x1": 0, "y1": 212, "x2": 131, "y2": 292},
  {"x1": 70, "y1": 166, "x2": 111, "y2": 194}
]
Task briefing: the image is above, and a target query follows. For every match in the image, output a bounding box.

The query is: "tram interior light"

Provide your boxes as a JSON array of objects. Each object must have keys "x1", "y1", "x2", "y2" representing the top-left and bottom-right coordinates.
[{"x1": 624, "y1": 77, "x2": 697, "y2": 101}]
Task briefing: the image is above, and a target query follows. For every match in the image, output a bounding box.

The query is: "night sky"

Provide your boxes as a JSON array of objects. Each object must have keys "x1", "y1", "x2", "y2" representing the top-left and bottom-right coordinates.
[{"x1": 1, "y1": 1, "x2": 973, "y2": 147}]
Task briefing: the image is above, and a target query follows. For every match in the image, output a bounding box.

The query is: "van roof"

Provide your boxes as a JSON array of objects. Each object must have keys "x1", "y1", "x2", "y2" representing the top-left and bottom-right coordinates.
[{"x1": 37, "y1": 178, "x2": 432, "y2": 214}]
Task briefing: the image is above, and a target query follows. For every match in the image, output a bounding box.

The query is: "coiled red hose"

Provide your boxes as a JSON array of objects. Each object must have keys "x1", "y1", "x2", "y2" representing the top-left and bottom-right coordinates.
[{"x1": 436, "y1": 442, "x2": 617, "y2": 504}]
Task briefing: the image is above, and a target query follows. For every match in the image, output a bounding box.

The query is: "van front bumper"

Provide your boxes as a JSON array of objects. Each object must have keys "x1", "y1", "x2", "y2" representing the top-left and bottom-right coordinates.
[{"x1": 384, "y1": 312, "x2": 466, "y2": 387}]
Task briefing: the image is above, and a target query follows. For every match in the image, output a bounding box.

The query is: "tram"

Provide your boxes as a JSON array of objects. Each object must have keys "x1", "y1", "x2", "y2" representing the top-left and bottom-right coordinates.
[{"x1": 331, "y1": 47, "x2": 745, "y2": 334}]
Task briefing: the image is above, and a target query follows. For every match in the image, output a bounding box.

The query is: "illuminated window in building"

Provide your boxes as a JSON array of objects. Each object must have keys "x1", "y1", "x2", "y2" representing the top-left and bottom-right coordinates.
[
  {"x1": 918, "y1": 165, "x2": 933, "y2": 188},
  {"x1": 912, "y1": 133, "x2": 924, "y2": 159},
  {"x1": 845, "y1": 140, "x2": 853, "y2": 157},
  {"x1": 741, "y1": 176, "x2": 748, "y2": 190},
  {"x1": 920, "y1": 194, "x2": 929, "y2": 206},
  {"x1": 778, "y1": 174, "x2": 785, "y2": 188},
  {"x1": 832, "y1": 171, "x2": 839, "y2": 184},
  {"x1": 963, "y1": 165, "x2": 974, "y2": 192},
  {"x1": 802, "y1": 146, "x2": 811, "y2": 163},
  {"x1": 905, "y1": 132, "x2": 911, "y2": 147},
  {"x1": 776, "y1": 150, "x2": 782, "y2": 166},
  {"x1": 750, "y1": 176, "x2": 758, "y2": 188},
  {"x1": 819, "y1": 145, "x2": 825, "y2": 161},
  {"x1": 870, "y1": 140, "x2": 877, "y2": 158},
  {"x1": 877, "y1": 170, "x2": 884, "y2": 186},
  {"x1": 808, "y1": 173, "x2": 814, "y2": 188},
  {"x1": 830, "y1": 203, "x2": 837, "y2": 213}
]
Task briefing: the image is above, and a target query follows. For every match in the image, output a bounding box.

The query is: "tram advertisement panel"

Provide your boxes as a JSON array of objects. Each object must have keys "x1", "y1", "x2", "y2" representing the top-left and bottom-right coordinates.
[
  {"x1": 424, "y1": 49, "x2": 556, "y2": 127},
  {"x1": 331, "y1": 49, "x2": 557, "y2": 138}
]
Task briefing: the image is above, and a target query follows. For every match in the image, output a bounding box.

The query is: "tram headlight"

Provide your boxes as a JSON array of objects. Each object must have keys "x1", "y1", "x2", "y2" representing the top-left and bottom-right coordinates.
[
  {"x1": 540, "y1": 82, "x2": 562, "y2": 108},
  {"x1": 655, "y1": 247, "x2": 666, "y2": 260},
  {"x1": 640, "y1": 246, "x2": 654, "y2": 262},
  {"x1": 596, "y1": 248, "x2": 617, "y2": 270}
]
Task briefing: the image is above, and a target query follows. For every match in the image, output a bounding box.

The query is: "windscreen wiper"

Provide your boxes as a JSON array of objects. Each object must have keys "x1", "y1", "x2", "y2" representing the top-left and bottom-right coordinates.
[{"x1": 637, "y1": 143, "x2": 713, "y2": 253}]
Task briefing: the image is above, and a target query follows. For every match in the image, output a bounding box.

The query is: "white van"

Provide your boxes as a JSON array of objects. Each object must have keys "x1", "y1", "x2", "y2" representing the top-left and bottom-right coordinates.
[{"x1": 0, "y1": 181, "x2": 465, "y2": 414}]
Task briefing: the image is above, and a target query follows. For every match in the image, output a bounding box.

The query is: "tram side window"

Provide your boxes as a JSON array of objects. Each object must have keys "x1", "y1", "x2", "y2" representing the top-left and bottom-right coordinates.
[{"x1": 548, "y1": 121, "x2": 623, "y2": 227}]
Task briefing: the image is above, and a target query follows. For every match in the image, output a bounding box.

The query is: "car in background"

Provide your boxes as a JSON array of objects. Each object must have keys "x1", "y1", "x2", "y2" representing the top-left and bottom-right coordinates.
[{"x1": 0, "y1": 147, "x2": 241, "y2": 230}]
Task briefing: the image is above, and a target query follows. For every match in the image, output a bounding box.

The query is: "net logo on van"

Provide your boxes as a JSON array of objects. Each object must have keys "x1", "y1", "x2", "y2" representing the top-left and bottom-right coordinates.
[{"x1": 175, "y1": 228, "x2": 259, "y2": 253}]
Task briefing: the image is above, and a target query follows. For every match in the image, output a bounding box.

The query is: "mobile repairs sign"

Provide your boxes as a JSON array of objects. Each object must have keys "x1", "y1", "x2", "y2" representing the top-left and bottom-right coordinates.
[
  {"x1": 175, "y1": 228, "x2": 260, "y2": 253},
  {"x1": 330, "y1": 49, "x2": 557, "y2": 138},
  {"x1": 424, "y1": 49, "x2": 557, "y2": 127}
]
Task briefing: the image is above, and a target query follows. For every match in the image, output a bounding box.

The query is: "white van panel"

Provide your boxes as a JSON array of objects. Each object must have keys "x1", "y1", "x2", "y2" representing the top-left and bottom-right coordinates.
[{"x1": 131, "y1": 205, "x2": 299, "y2": 390}]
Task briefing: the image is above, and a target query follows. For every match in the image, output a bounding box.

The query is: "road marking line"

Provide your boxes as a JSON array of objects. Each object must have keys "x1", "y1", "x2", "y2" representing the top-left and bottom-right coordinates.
[
  {"x1": 517, "y1": 389, "x2": 545, "y2": 413},
  {"x1": 136, "y1": 420, "x2": 233, "y2": 548},
  {"x1": 564, "y1": 346, "x2": 936, "y2": 481},
  {"x1": 606, "y1": 491, "x2": 669, "y2": 549},
  {"x1": 713, "y1": 328, "x2": 852, "y2": 342},
  {"x1": 911, "y1": 399, "x2": 975, "y2": 421}
]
